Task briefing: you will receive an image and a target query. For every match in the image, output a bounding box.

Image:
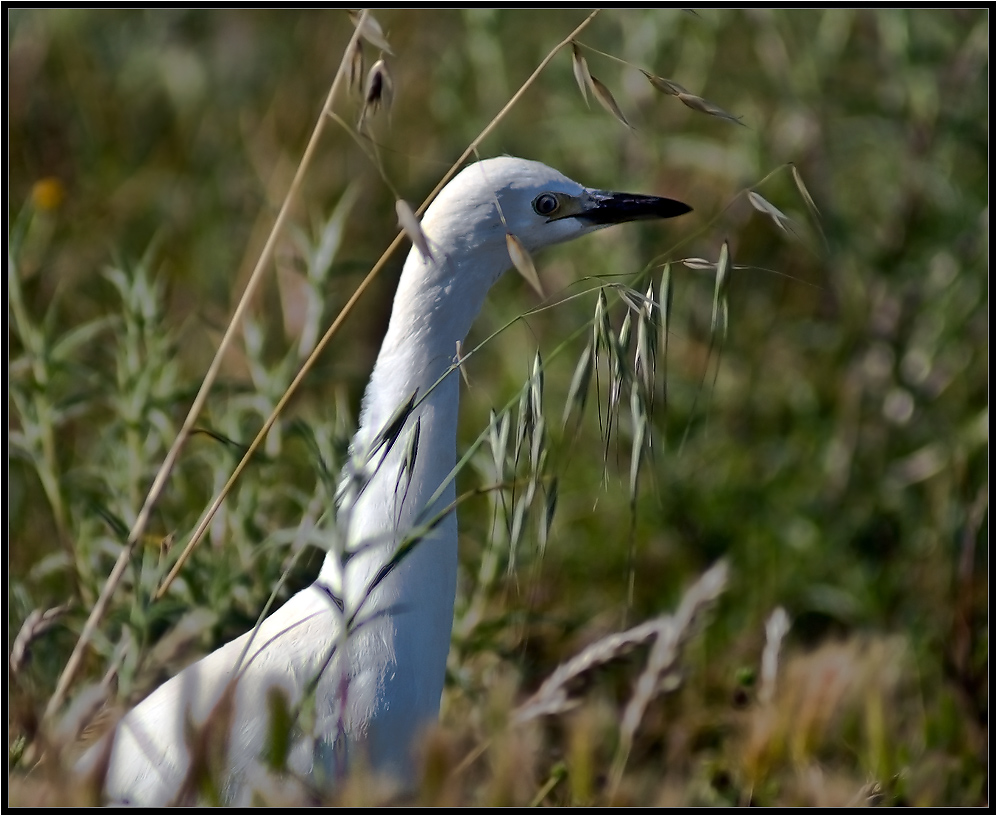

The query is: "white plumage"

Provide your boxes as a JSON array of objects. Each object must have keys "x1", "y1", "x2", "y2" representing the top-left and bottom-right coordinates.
[{"x1": 84, "y1": 157, "x2": 690, "y2": 805}]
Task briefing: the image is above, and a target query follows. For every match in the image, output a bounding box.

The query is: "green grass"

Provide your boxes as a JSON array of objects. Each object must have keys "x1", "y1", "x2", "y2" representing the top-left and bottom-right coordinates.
[{"x1": 9, "y1": 9, "x2": 988, "y2": 806}]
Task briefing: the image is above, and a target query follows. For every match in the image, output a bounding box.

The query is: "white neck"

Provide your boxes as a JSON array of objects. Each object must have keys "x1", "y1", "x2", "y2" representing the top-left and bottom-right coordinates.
[{"x1": 315, "y1": 235, "x2": 507, "y2": 773}]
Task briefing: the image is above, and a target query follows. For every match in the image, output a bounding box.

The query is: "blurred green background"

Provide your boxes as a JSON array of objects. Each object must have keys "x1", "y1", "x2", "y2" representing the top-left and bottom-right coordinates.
[{"x1": 9, "y1": 9, "x2": 988, "y2": 806}]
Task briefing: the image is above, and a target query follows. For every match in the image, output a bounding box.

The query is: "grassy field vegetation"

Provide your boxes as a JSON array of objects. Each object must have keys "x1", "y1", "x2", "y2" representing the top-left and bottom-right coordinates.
[{"x1": 9, "y1": 9, "x2": 988, "y2": 806}]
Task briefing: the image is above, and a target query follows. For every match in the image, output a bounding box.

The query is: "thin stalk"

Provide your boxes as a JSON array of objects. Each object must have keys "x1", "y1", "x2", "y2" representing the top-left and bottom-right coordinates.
[{"x1": 46, "y1": 11, "x2": 372, "y2": 722}]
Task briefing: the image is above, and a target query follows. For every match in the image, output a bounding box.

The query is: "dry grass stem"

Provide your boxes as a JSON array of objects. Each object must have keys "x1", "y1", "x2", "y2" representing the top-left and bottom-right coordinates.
[
  {"x1": 615, "y1": 562, "x2": 728, "y2": 760},
  {"x1": 515, "y1": 561, "x2": 729, "y2": 727},
  {"x1": 514, "y1": 617, "x2": 662, "y2": 723}
]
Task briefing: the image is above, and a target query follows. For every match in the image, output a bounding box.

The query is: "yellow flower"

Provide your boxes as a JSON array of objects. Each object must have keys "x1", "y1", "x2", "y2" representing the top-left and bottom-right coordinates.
[{"x1": 31, "y1": 177, "x2": 64, "y2": 212}]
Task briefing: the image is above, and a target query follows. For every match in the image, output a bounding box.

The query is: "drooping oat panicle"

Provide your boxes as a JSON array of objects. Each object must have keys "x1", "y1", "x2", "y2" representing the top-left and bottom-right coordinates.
[
  {"x1": 590, "y1": 75, "x2": 632, "y2": 129},
  {"x1": 612, "y1": 310, "x2": 632, "y2": 445},
  {"x1": 640, "y1": 71, "x2": 689, "y2": 96},
  {"x1": 618, "y1": 309, "x2": 632, "y2": 357},
  {"x1": 790, "y1": 163, "x2": 821, "y2": 219},
  {"x1": 529, "y1": 414, "x2": 546, "y2": 485},
  {"x1": 609, "y1": 282, "x2": 651, "y2": 316},
  {"x1": 628, "y1": 382, "x2": 648, "y2": 500},
  {"x1": 710, "y1": 240, "x2": 731, "y2": 341},
  {"x1": 502, "y1": 353, "x2": 549, "y2": 574},
  {"x1": 634, "y1": 279, "x2": 658, "y2": 412},
  {"x1": 592, "y1": 288, "x2": 611, "y2": 359},
  {"x1": 370, "y1": 390, "x2": 418, "y2": 462},
  {"x1": 506, "y1": 233, "x2": 545, "y2": 299},
  {"x1": 748, "y1": 190, "x2": 793, "y2": 233},
  {"x1": 680, "y1": 257, "x2": 717, "y2": 270},
  {"x1": 538, "y1": 476, "x2": 558, "y2": 557},
  {"x1": 562, "y1": 341, "x2": 594, "y2": 431},
  {"x1": 591, "y1": 289, "x2": 612, "y2": 437},
  {"x1": 508, "y1": 490, "x2": 530, "y2": 573},
  {"x1": 604, "y1": 310, "x2": 627, "y2": 466},
  {"x1": 348, "y1": 10, "x2": 394, "y2": 54},
  {"x1": 394, "y1": 416, "x2": 422, "y2": 519},
  {"x1": 642, "y1": 69, "x2": 743, "y2": 124},
  {"x1": 571, "y1": 42, "x2": 594, "y2": 106},
  {"x1": 488, "y1": 408, "x2": 510, "y2": 486},
  {"x1": 658, "y1": 264, "x2": 673, "y2": 407},
  {"x1": 396, "y1": 199, "x2": 434, "y2": 262},
  {"x1": 675, "y1": 91, "x2": 745, "y2": 125},
  {"x1": 358, "y1": 59, "x2": 393, "y2": 131},
  {"x1": 529, "y1": 351, "x2": 545, "y2": 430},
  {"x1": 347, "y1": 39, "x2": 365, "y2": 96},
  {"x1": 506, "y1": 382, "x2": 531, "y2": 571},
  {"x1": 790, "y1": 162, "x2": 827, "y2": 249},
  {"x1": 514, "y1": 381, "x2": 531, "y2": 468}
]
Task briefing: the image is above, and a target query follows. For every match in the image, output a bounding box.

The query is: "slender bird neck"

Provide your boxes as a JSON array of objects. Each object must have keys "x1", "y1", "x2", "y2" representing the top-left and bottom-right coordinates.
[
  {"x1": 308, "y1": 241, "x2": 509, "y2": 778},
  {"x1": 353, "y1": 240, "x2": 506, "y2": 459},
  {"x1": 318, "y1": 241, "x2": 507, "y2": 604}
]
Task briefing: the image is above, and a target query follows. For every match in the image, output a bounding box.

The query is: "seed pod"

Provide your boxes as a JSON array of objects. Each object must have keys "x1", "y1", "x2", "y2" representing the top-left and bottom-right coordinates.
[{"x1": 506, "y1": 233, "x2": 544, "y2": 299}]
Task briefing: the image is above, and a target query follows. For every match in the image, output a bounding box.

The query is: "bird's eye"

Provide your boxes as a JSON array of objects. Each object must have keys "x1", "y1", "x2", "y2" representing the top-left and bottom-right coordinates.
[{"x1": 532, "y1": 193, "x2": 559, "y2": 216}]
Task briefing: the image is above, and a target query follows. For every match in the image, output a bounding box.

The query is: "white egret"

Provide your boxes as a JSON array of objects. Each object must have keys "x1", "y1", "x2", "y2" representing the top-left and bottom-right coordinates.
[{"x1": 85, "y1": 157, "x2": 690, "y2": 805}]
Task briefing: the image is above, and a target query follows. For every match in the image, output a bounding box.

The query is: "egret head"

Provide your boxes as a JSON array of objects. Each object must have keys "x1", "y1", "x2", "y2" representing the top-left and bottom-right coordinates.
[
  {"x1": 422, "y1": 156, "x2": 691, "y2": 260},
  {"x1": 395, "y1": 157, "x2": 691, "y2": 340}
]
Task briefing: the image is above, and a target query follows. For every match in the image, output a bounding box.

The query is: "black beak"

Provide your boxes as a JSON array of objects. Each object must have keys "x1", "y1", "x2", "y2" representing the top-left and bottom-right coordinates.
[{"x1": 576, "y1": 190, "x2": 692, "y2": 225}]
